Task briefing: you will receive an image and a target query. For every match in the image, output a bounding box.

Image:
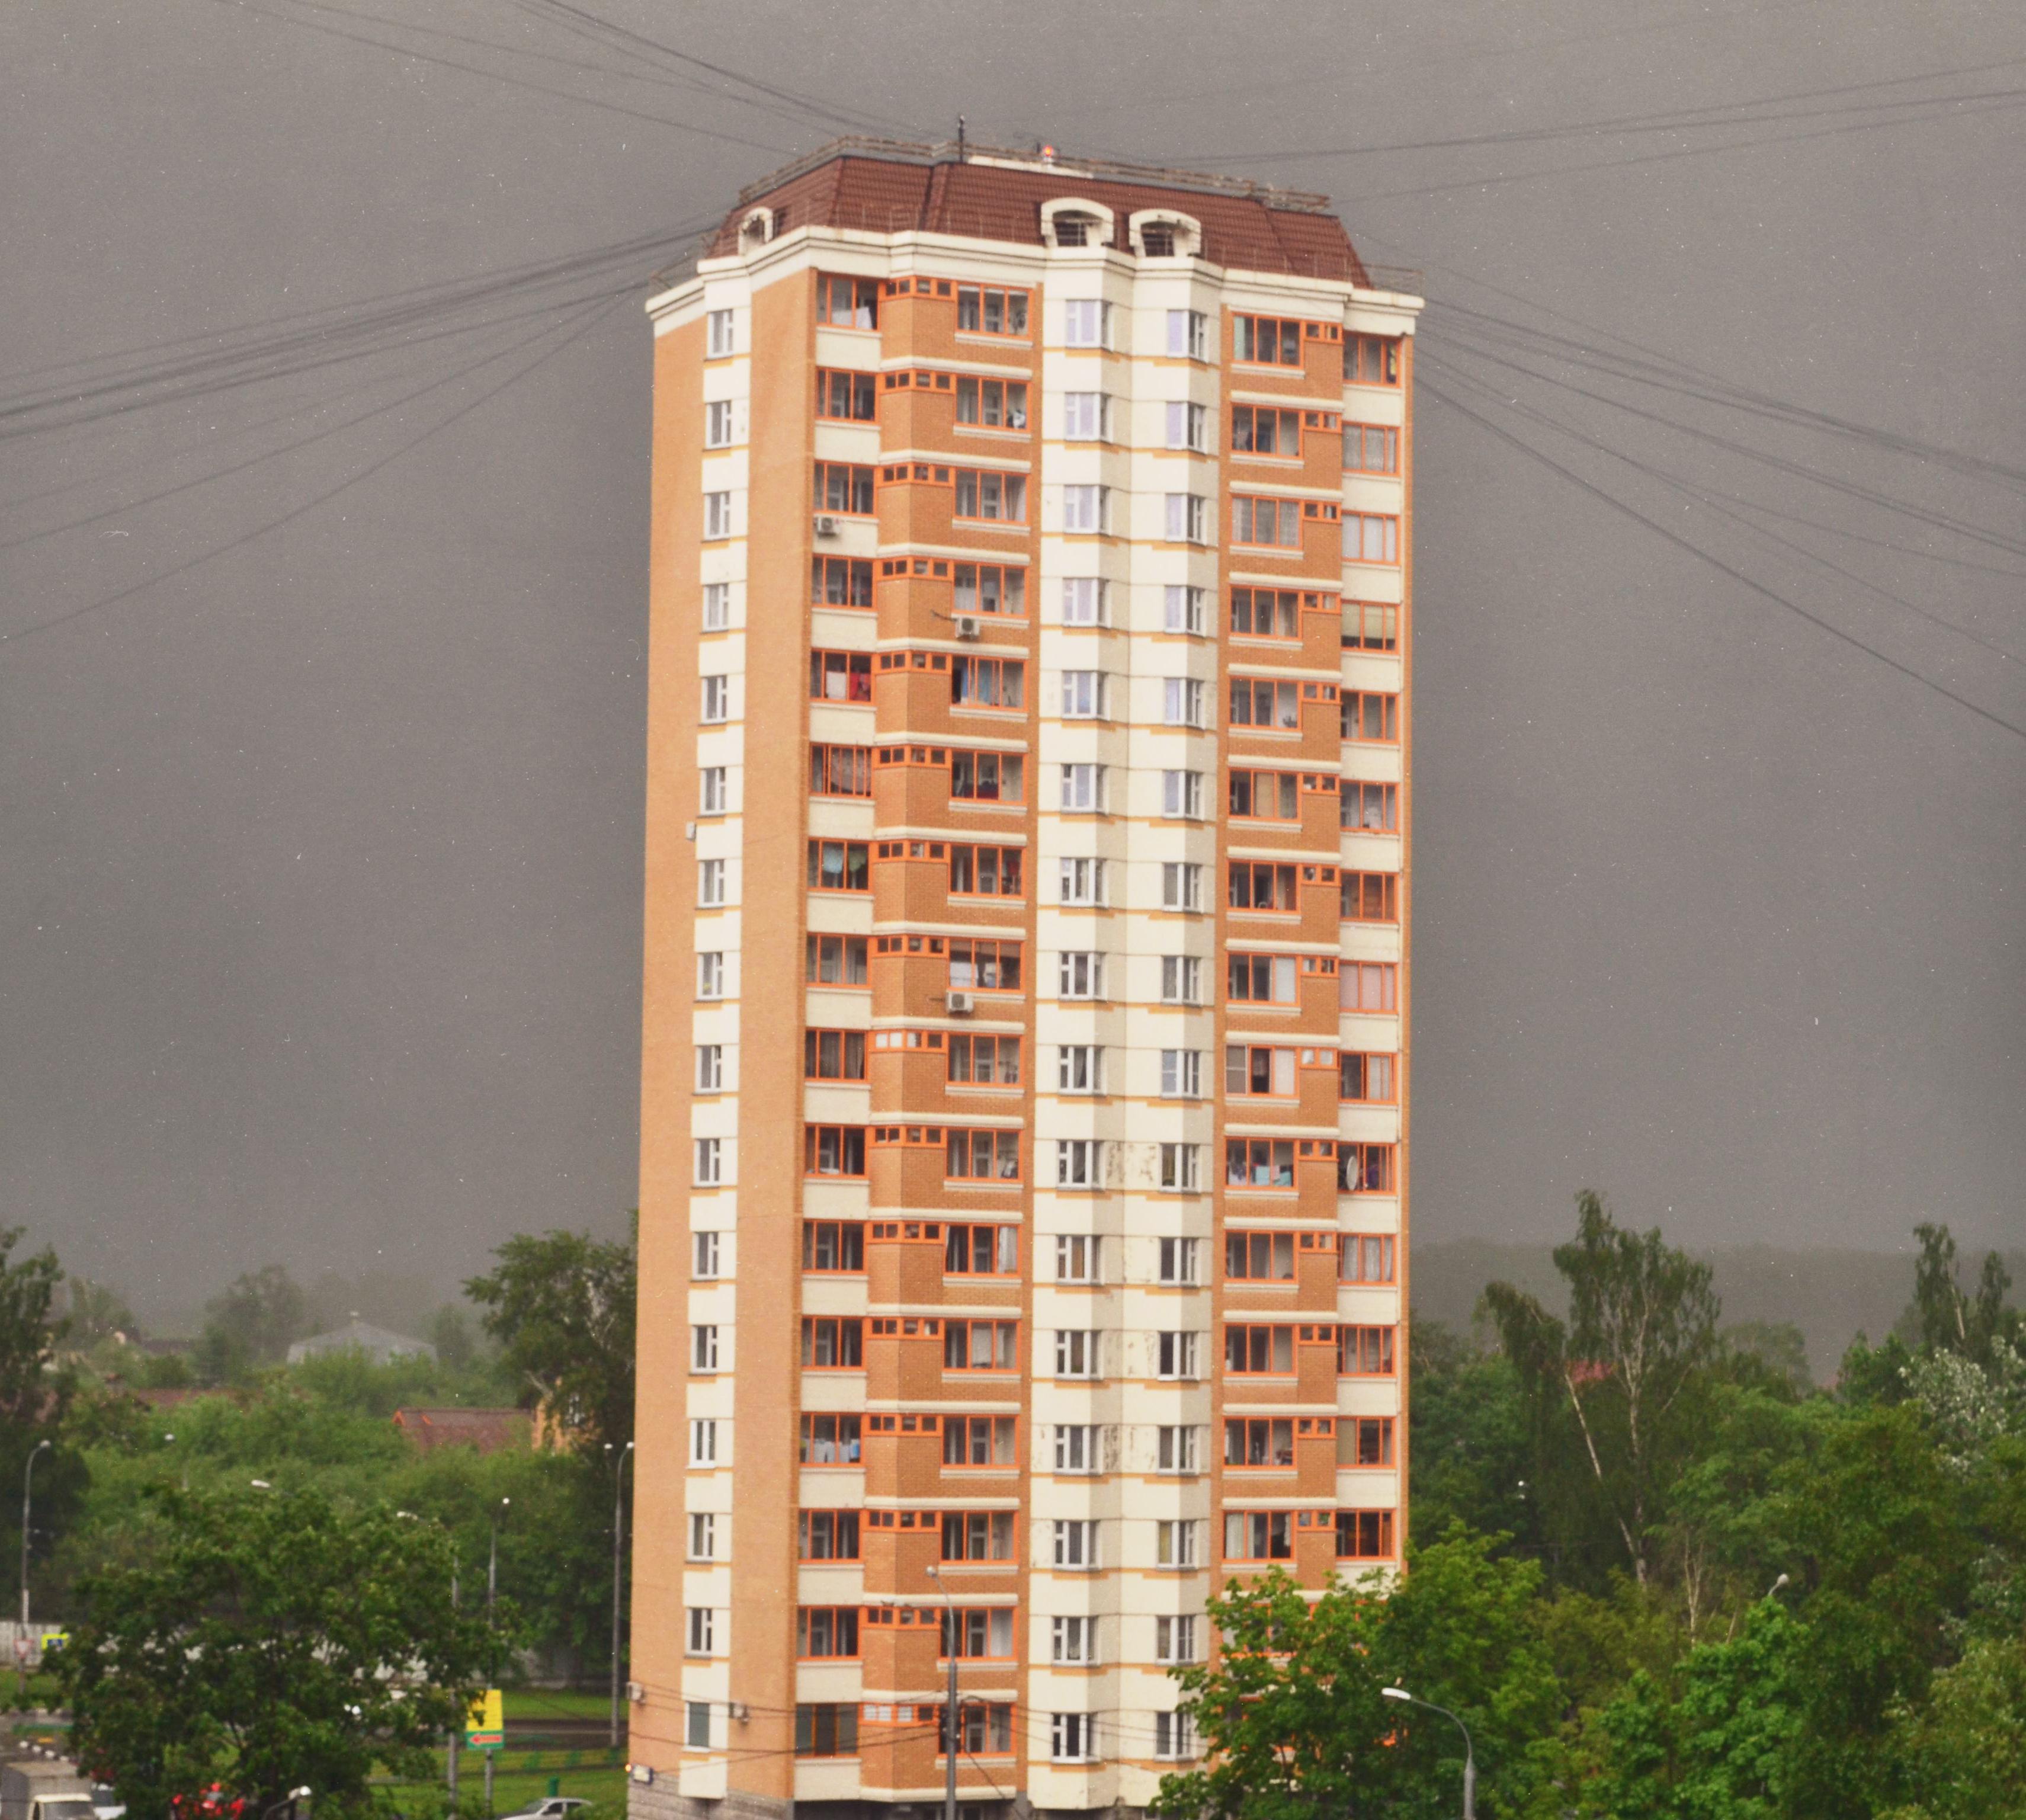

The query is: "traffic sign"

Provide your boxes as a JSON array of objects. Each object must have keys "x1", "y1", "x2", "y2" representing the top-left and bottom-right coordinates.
[{"x1": 465, "y1": 1688, "x2": 504, "y2": 1750}]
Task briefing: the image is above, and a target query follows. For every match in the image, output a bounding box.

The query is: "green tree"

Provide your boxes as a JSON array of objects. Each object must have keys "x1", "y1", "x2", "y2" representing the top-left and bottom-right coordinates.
[
  {"x1": 1484, "y1": 1191, "x2": 1720, "y2": 1585},
  {"x1": 465, "y1": 1228, "x2": 635, "y2": 1454},
  {"x1": 1883, "y1": 1635, "x2": 2026, "y2": 1820},
  {"x1": 56, "y1": 1485, "x2": 498, "y2": 1818},
  {"x1": 1408, "y1": 1320, "x2": 1548, "y2": 1562},
  {"x1": 196, "y1": 1266, "x2": 310, "y2": 1383},
  {"x1": 67, "y1": 1279, "x2": 137, "y2": 1350}
]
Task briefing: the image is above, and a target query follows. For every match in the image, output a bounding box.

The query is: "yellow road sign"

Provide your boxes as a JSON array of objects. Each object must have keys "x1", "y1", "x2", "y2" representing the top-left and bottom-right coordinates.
[{"x1": 465, "y1": 1687, "x2": 504, "y2": 1749}]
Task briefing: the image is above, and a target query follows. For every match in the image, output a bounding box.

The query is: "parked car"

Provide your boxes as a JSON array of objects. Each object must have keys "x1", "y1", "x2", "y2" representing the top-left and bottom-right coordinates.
[{"x1": 499, "y1": 1800, "x2": 588, "y2": 1820}]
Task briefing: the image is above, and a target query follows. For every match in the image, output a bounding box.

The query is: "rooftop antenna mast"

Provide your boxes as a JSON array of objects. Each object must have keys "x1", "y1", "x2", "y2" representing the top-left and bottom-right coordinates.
[{"x1": 956, "y1": 116, "x2": 966, "y2": 161}]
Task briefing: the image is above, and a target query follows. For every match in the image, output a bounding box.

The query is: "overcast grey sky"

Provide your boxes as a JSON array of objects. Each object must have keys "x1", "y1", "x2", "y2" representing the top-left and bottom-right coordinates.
[{"x1": 2, "y1": 0, "x2": 2020, "y2": 1319}]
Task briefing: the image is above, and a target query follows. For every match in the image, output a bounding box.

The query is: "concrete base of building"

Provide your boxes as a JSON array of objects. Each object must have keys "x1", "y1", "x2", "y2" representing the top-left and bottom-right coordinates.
[
  {"x1": 626, "y1": 1796, "x2": 1142, "y2": 1820},
  {"x1": 627, "y1": 1784, "x2": 793, "y2": 1820}
]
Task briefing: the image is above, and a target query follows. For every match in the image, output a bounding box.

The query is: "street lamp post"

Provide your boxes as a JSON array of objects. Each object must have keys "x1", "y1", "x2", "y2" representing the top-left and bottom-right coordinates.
[
  {"x1": 924, "y1": 1566, "x2": 960, "y2": 1820},
  {"x1": 259, "y1": 1787, "x2": 312, "y2": 1820},
  {"x1": 484, "y1": 1499, "x2": 508, "y2": 1819},
  {"x1": 19, "y1": 1438, "x2": 51, "y2": 1699},
  {"x1": 606, "y1": 1442, "x2": 634, "y2": 1749},
  {"x1": 1382, "y1": 1687, "x2": 1475, "y2": 1820}
]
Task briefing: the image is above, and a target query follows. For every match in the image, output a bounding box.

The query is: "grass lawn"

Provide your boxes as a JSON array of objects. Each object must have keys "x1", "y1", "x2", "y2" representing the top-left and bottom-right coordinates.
[
  {"x1": 390, "y1": 1749, "x2": 626, "y2": 1817},
  {"x1": 504, "y1": 1690, "x2": 619, "y2": 1722}
]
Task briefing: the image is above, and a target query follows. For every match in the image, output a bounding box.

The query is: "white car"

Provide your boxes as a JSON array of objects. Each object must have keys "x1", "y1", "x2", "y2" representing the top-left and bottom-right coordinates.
[{"x1": 500, "y1": 1802, "x2": 588, "y2": 1820}]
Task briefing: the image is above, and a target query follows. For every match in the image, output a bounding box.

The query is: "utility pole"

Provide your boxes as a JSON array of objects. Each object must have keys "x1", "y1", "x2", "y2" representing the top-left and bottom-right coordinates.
[
  {"x1": 448, "y1": 1558, "x2": 461, "y2": 1808},
  {"x1": 925, "y1": 1566, "x2": 958, "y2": 1820},
  {"x1": 607, "y1": 1442, "x2": 634, "y2": 1749},
  {"x1": 19, "y1": 1440, "x2": 50, "y2": 1700},
  {"x1": 485, "y1": 1499, "x2": 508, "y2": 1819}
]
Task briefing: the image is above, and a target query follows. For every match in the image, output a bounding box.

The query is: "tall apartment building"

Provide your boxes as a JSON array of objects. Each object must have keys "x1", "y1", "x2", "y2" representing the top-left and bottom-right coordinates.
[{"x1": 631, "y1": 139, "x2": 1419, "y2": 1820}]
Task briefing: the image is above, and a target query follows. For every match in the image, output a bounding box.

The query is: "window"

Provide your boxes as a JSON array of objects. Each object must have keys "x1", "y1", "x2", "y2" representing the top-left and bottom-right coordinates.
[
  {"x1": 1162, "y1": 770, "x2": 1204, "y2": 818},
  {"x1": 1054, "y1": 1423, "x2": 1099, "y2": 1470},
  {"x1": 815, "y1": 369, "x2": 876, "y2": 421},
  {"x1": 1164, "y1": 584, "x2": 1206, "y2": 633},
  {"x1": 794, "y1": 1605, "x2": 859, "y2": 1662},
  {"x1": 954, "y1": 563, "x2": 1027, "y2": 616},
  {"x1": 1159, "y1": 1143, "x2": 1202, "y2": 1190},
  {"x1": 687, "y1": 1511, "x2": 717, "y2": 1561},
  {"x1": 1161, "y1": 956, "x2": 1203, "y2": 1004},
  {"x1": 1225, "y1": 1324, "x2": 1296, "y2": 1374},
  {"x1": 1227, "y1": 1417, "x2": 1296, "y2": 1469},
  {"x1": 949, "y1": 844, "x2": 1024, "y2": 898},
  {"x1": 1062, "y1": 299, "x2": 1111, "y2": 347},
  {"x1": 809, "y1": 744, "x2": 871, "y2": 798},
  {"x1": 799, "y1": 1510, "x2": 861, "y2": 1560},
  {"x1": 1338, "y1": 1509, "x2": 1397, "y2": 1559},
  {"x1": 700, "y1": 766, "x2": 728, "y2": 813},
  {"x1": 945, "y1": 1223, "x2": 1018, "y2": 1274},
  {"x1": 1235, "y1": 314, "x2": 1302, "y2": 366},
  {"x1": 687, "y1": 1607, "x2": 716, "y2": 1655},
  {"x1": 954, "y1": 469, "x2": 1028, "y2": 523},
  {"x1": 1155, "y1": 1519, "x2": 1198, "y2": 1567},
  {"x1": 1060, "y1": 762, "x2": 1105, "y2": 812},
  {"x1": 1341, "y1": 961, "x2": 1399, "y2": 1011},
  {"x1": 693, "y1": 1229, "x2": 721, "y2": 1276},
  {"x1": 1057, "y1": 951, "x2": 1104, "y2": 999},
  {"x1": 691, "y1": 1323, "x2": 719, "y2": 1370},
  {"x1": 703, "y1": 490, "x2": 732, "y2": 539},
  {"x1": 1167, "y1": 309, "x2": 1208, "y2": 359},
  {"x1": 947, "y1": 1034, "x2": 1021, "y2": 1085},
  {"x1": 706, "y1": 309, "x2": 735, "y2": 357},
  {"x1": 1156, "y1": 1425, "x2": 1200, "y2": 1472},
  {"x1": 803, "y1": 1124, "x2": 867, "y2": 1177},
  {"x1": 694, "y1": 1138, "x2": 723, "y2": 1185},
  {"x1": 805, "y1": 933, "x2": 869, "y2": 985},
  {"x1": 809, "y1": 649, "x2": 872, "y2": 701},
  {"x1": 1053, "y1": 1518, "x2": 1099, "y2": 1567},
  {"x1": 1344, "y1": 598, "x2": 1400, "y2": 652},
  {"x1": 1062, "y1": 484, "x2": 1107, "y2": 533},
  {"x1": 1161, "y1": 1050, "x2": 1203, "y2": 1098},
  {"x1": 934, "y1": 1702, "x2": 1014, "y2": 1757},
  {"x1": 956, "y1": 375, "x2": 1030, "y2": 428},
  {"x1": 1140, "y1": 220, "x2": 1177, "y2": 257},
  {"x1": 945, "y1": 1128, "x2": 1021, "y2": 1181},
  {"x1": 690, "y1": 1418, "x2": 718, "y2": 1465},
  {"x1": 940, "y1": 1415, "x2": 1017, "y2": 1468},
  {"x1": 1342, "y1": 691, "x2": 1400, "y2": 741},
  {"x1": 1054, "y1": 1329, "x2": 1101, "y2": 1378},
  {"x1": 1051, "y1": 1713, "x2": 1097, "y2": 1763},
  {"x1": 1233, "y1": 405, "x2": 1311, "y2": 456},
  {"x1": 1224, "y1": 1511, "x2": 1293, "y2": 1561},
  {"x1": 806, "y1": 838, "x2": 869, "y2": 892},
  {"x1": 943, "y1": 1510, "x2": 1017, "y2": 1561},
  {"x1": 812, "y1": 462, "x2": 874, "y2": 514},
  {"x1": 1344, "y1": 512, "x2": 1401, "y2": 564},
  {"x1": 957, "y1": 284, "x2": 1029, "y2": 335},
  {"x1": 951, "y1": 655, "x2": 1024, "y2": 709},
  {"x1": 1342, "y1": 781, "x2": 1400, "y2": 833},
  {"x1": 1226, "y1": 1232, "x2": 1296, "y2": 1280},
  {"x1": 1155, "y1": 1712, "x2": 1197, "y2": 1761},
  {"x1": 1342, "y1": 1415, "x2": 1397, "y2": 1466},
  {"x1": 1227, "y1": 1138, "x2": 1295, "y2": 1188},
  {"x1": 801, "y1": 1316, "x2": 863, "y2": 1369},
  {"x1": 1156, "y1": 1331, "x2": 1200, "y2": 1379},
  {"x1": 1344, "y1": 422, "x2": 1400, "y2": 473},
  {"x1": 1165, "y1": 492, "x2": 1207, "y2": 542},
  {"x1": 802, "y1": 1220, "x2": 865, "y2": 1271},
  {"x1": 949, "y1": 937, "x2": 1022, "y2": 992},
  {"x1": 1158, "y1": 1236, "x2": 1200, "y2": 1284},
  {"x1": 1227, "y1": 1044, "x2": 1297, "y2": 1098},
  {"x1": 1229, "y1": 770, "x2": 1300, "y2": 821},
  {"x1": 1342, "y1": 870, "x2": 1399, "y2": 921},
  {"x1": 706, "y1": 400, "x2": 735, "y2": 448},
  {"x1": 686, "y1": 1701, "x2": 711, "y2": 1749},
  {"x1": 697, "y1": 952, "x2": 725, "y2": 999},
  {"x1": 1230, "y1": 861, "x2": 1298, "y2": 912},
  {"x1": 1346, "y1": 333, "x2": 1402, "y2": 386},
  {"x1": 799, "y1": 1412, "x2": 861, "y2": 1465},
  {"x1": 1229, "y1": 952, "x2": 1298, "y2": 1003},
  {"x1": 1162, "y1": 863, "x2": 1204, "y2": 911},
  {"x1": 794, "y1": 1703, "x2": 858, "y2": 1758},
  {"x1": 695, "y1": 1044, "x2": 724, "y2": 1093},
  {"x1": 700, "y1": 675, "x2": 730, "y2": 722},
  {"x1": 1342, "y1": 1233, "x2": 1397, "y2": 1284},
  {"x1": 1163, "y1": 677, "x2": 1205, "y2": 725},
  {"x1": 941, "y1": 1608, "x2": 1015, "y2": 1659},
  {"x1": 698, "y1": 857, "x2": 726, "y2": 906},
  {"x1": 1057, "y1": 1044, "x2": 1104, "y2": 1094},
  {"x1": 1055, "y1": 1234, "x2": 1101, "y2": 1283},
  {"x1": 1233, "y1": 495, "x2": 1301, "y2": 547},
  {"x1": 1059, "y1": 857, "x2": 1106, "y2": 905},
  {"x1": 1231, "y1": 586, "x2": 1300, "y2": 637},
  {"x1": 809, "y1": 556, "x2": 874, "y2": 608},
  {"x1": 1339, "y1": 1052, "x2": 1396, "y2": 1103},
  {"x1": 702, "y1": 581, "x2": 730, "y2": 630},
  {"x1": 1165, "y1": 400, "x2": 1210, "y2": 451},
  {"x1": 1052, "y1": 1615, "x2": 1094, "y2": 1665},
  {"x1": 1063, "y1": 392, "x2": 1112, "y2": 441},
  {"x1": 1056, "y1": 1140, "x2": 1104, "y2": 1187},
  {"x1": 945, "y1": 1319, "x2": 1019, "y2": 1370},
  {"x1": 1060, "y1": 577, "x2": 1107, "y2": 627},
  {"x1": 1229, "y1": 677, "x2": 1301, "y2": 728},
  {"x1": 815, "y1": 274, "x2": 879, "y2": 329},
  {"x1": 1156, "y1": 1615, "x2": 1198, "y2": 1662},
  {"x1": 1340, "y1": 1324, "x2": 1397, "y2": 1374}
]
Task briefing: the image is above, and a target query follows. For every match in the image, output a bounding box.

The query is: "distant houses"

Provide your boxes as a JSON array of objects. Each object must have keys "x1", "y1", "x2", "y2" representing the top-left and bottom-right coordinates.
[
  {"x1": 285, "y1": 1318, "x2": 436, "y2": 1366},
  {"x1": 390, "y1": 1406, "x2": 528, "y2": 1454}
]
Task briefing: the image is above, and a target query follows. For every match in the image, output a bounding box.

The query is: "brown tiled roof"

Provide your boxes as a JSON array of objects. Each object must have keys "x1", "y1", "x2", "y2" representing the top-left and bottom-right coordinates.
[
  {"x1": 706, "y1": 143, "x2": 1369, "y2": 285},
  {"x1": 392, "y1": 1406, "x2": 530, "y2": 1454}
]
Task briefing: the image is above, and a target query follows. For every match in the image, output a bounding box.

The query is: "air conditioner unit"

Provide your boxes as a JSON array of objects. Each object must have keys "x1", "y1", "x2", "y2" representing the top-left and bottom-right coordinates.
[
  {"x1": 953, "y1": 614, "x2": 983, "y2": 640},
  {"x1": 944, "y1": 991, "x2": 975, "y2": 1015},
  {"x1": 813, "y1": 514, "x2": 839, "y2": 537}
]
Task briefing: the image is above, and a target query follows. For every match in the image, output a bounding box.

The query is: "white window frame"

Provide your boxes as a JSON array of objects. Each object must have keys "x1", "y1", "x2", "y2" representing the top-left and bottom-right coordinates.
[
  {"x1": 1165, "y1": 493, "x2": 1207, "y2": 543},
  {"x1": 1061, "y1": 669, "x2": 1107, "y2": 719},
  {"x1": 1161, "y1": 863, "x2": 1204, "y2": 911},
  {"x1": 694, "y1": 1138, "x2": 723, "y2": 1185},
  {"x1": 1156, "y1": 1614, "x2": 1198, "y2": 1663},
  {"x1": 1062, "y1": 299, "x2": 1111, "y2": 349},
  {"x1": 693, "y1": 1230, "x2": 721, "y2": 1277},
  {"x1": 697, "y1": 952, "x2": 725, "y2": 999},
  {"x1": 1154, "y1": 1711, "x2": 1196, "y2": 1761},
  {"x1": 1156, "y1": 1425, "x2": 1200, "y2": 1472},
  {"x1": 1161, "y1": 956, "x2": 1203, "y2": 1004},
  {"x1": 1063, "y1": 392, "x2": 1112, "y2": 441},
  {"x1": 704, "y1": 491, "x2": 733, "y2": 540},
  {"x1": 1051, "y1": 1614, "x2": 1095, "y2": 1665},
  {"x1": 1057, "y1": 1045, "x2": 1104, "y2": 1094},
  {"x1": 702, "y1": 582, "x2": 730, "y2": 631},
  {"x1": 700, "y1": 767, "x2": 729, "y2": 814},
  {"x1": 706, "y1": 309, "x2": 735, "y2": 357},
  {"x1": 695, "y1": 1044, "x2": 724, "y2": 1092},
  {"x1": 1062, "y1": 484, "x2": 1108, "y2": 533},
  {"x1": 1158, "y1": 1236, "x2": 1199, "y2": 1283},
  {"x1": 1162, "y1": 677, "x2": 1205, "y2": 726},
  {"x1": 698, "y1": 857, "x2": 726, "y2": 906},
  {"x1": 691, "y1": 1324, "x2": 720, "y2": 1370},
  {"x1": 1160, "y1": 1049, "x2": 1203, "y2": 1097},
  {"x1": 1163, "y1": 585, "x2": 1206, "y2": 634},
  {"x1": 1059, "y1": 856, "x2": 1107, "y2": 905},
  {"x1": 688, "y1": 1512, "x2": 717, "y2": 1560},
  {"x1": 1156, "y1": 1330, "x2": 1200, "y2": 1380},
  {"x1": 1054, "y1": 1329, "x2": 1101, "y2": 1379},
  {"x1": 700, "y1": 675, "x2": 730, "y2": 723},
  {"x1": 1053, "y1": 1518, "x2": 1098, "y2": 1569},
  {"x1": 1166, "y1": 309, "x2": 1207, "y2": 360},
  {"x1": 689, "y1": 1418, "x2": 718, "y2": 1465},
  {"x1": 1057, "y1": 951, "x2": 1104, "y2": 999},
  {"x1": 1060, "y1": 577, "x2": 1107, "y2": 626},
  {"x1": 686, "y1": 1606, "x2": 716, "y2": 1655},
  {"x1": 1165, "y1": 400, "x2": 1209, "y2": 452},
  {"x1": 1158, "y1": 1143, "x2": 1202, "y2": 1191},
  {"x1": 1055, "y1": 1234, "x2": 1101, "y2": 1283},
  {"x1": 1054, "y1": 1422, "x2": 1099, "y2": 1470},
  {"x1": 1156, "y1": 1519, "x2": 1198, "y2": 1568},
  {"x1": 1162, "y1": 770, "x2": 1204, "y2": 819},
  {"x1": 705, "y1": 399, "x2": 735, "y2": 448},
  {"x1": 1056, "y1": 1139, "x2": 1104, "y2": 1187},
  {"x1": 1060, "y1": 762, "x2": 1105, "y2": 812}
]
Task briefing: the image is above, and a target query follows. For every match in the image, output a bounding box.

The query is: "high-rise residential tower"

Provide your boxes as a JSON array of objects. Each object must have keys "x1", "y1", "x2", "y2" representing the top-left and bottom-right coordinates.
[{"x1": 631, "y1": 139, "x2": 1420, "y2": 1820}]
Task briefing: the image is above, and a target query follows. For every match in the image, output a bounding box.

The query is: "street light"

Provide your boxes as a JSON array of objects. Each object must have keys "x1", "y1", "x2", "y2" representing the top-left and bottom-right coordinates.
[
  {"x1": 484, "y1": 1498, "x2": 509, "y2": 1820},
  {"x1": 605, "y1": 1441, "x2": 634, "y2": 1749},
  {"x1": 1382, "y1": 1687, "x2": 1475, "y2": 1819},
  {"x1": 259, "y1": 1787, "x2": 312, "y2": 1820},
  {"x1": 20, "y1": 1439, "x2": 51, "y2": 1699},
  {"x1": 924, "y1": 1566, "x2": 960, "y2": 1820}
]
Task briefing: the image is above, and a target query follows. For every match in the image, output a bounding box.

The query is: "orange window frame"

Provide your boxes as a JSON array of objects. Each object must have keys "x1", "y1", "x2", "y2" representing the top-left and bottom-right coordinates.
[
  {"x1": 800, "y1": 1316, "x2": 863, "y2": 1369},
  {"x1": 809, "y1": 649, "x2": 873, "y2": 701},
  {"x1": 1338, "y1": 1141, "x2": 1396, "y2": 1196},
  {"x1": 1345, "y1": 334, "x2": 1402, "y2": 387},
  {"x1": 803, "y1": 1124, "x2": 867, "y2": 1178},
  {"x1": 1226, "y1": 1044, "x2": 1296, "y2": 1100},
  {"x1": 1229, "y1": 769, "x2": 1302, "y2": 821},
  {"x1": 812, "y1": 463, "x2": 875, "y2": 517},
  {"x1": 943, "y1": 1319, "x2": 1019, "y2": 1373},
  {"x1": 803, "y1": 1028, "x2": 867, "y2": 1080},
  {"x1": 944, "y1": 1127, "x2": 1021, "y2": 1183},
  {"x1": 1229, "y1": 586, "x2": 1302, "y2": 639},
  {"x1": 1340, "y1": 870, "x2": 1399, "y2": 922},
  {"x1": 1344, "y1": 1415, "x2": 1396, "y2": 1466},
  {"x1": 1338, "y1": 1051, "x2": 1397, "y2": 1104},
  {"x1": 1230, "y1": 405, "x2": 1305, "y2": 457},
  {"x1": 797, "y1": 1509, "x2": 863, "y2": 1559},
  {"x1": 1231, "y1": 494, "x2": 1303, "y2": 549},
  {"x1": 951, "y1": 655, "x2": 1026, "y2": 711},
  {"x1": 1341, "y1": 1233, "x2": 1397, "y2": 1285},
  {"x1": 947, "y1": 843, "x2": 1025, "y2": 899},
  {"x1": 806, "y1": 838, "x2": 870, "y2": 893},
  {"x1": 1339, "y1": 1325, "x2": 1396, "y2": 1376},
  {"x1": 1342, "y1": 691, "x2": 1400, "y2": 742},
  {"x1": 944, "y1": 1222, "x2": 1020, "y2": 1275},
  {"x1": 815, "y1": 367, "x2": 877, "y2": 421},
  {"x1": 801, "y1": 1219, "x2": 865, "y2": 1272},
  {"x1": 1229, "y1": 860, "x2": 1298, "y2": 912},
  {"x1": 804, "y1": 933, "x2": 869, "y2": 987},
  {"x1": 1223, "y1": 1323, "x2": 1297, "y2": 1375},
  {"x1": 953, "y1": 467, "x2": 1028, "y2": 525},
  {"x1": 808, "y1": 743, "x2": 872, "y2": 798},
  {"x1": 1225, "y1": 1230, "x2": 1295, "y2": 1280},
  {"x1": 950, "y1": 749, "x2": 1025, "y2": 804},
  {"x1": 1342, "y1": 781, "x2": 1400, "y2": 834},
  {"x1": 797, "y1": 1412, "x2": 862, "y2": 1465},
  {"x1": 1225, "y1": 1137, "x2": 1296, "y2": 1188},
  {"x1": 947, "y1": 937, "x2": 1023, "y2": 993},
  {"x1": 1233, "y1": 314, "x2": 1303, "y2": 367},
  {"x1": 1227, "y1": 951, "x2": 1297, "y2": 1004},
  {"x1": 1224, "y1": 1417, "x2": 1296, "y2": 1469},
  {"x1": 814, "y1": 274, "x2": 879, "y2": 329},
  {"x1": 796, "y1": 1606, "x2": 861, "y2": 1659},
  {"x1": 1337, "y1": 1508, "x2": 1397, "y2": 1559},
  {"x1": 946, "y1": 1033, "x2": 1021, "y2": 1086},
  {"x1": 1341, "y1": 961, "x2": 1399, "y2": 1013},
  {"x1": 1343, "y1": 597, "x2": 1401, "y2": 652},
  {"x1": 954, "y1": 283, "x2": 1031, "y2": 337},
  {"x1": 1228, "y1": 676, "x2": 1302, "y2": 729},
  {"x1": 1343, "y1": 422, "x2": 1400, "y2": 474}
]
